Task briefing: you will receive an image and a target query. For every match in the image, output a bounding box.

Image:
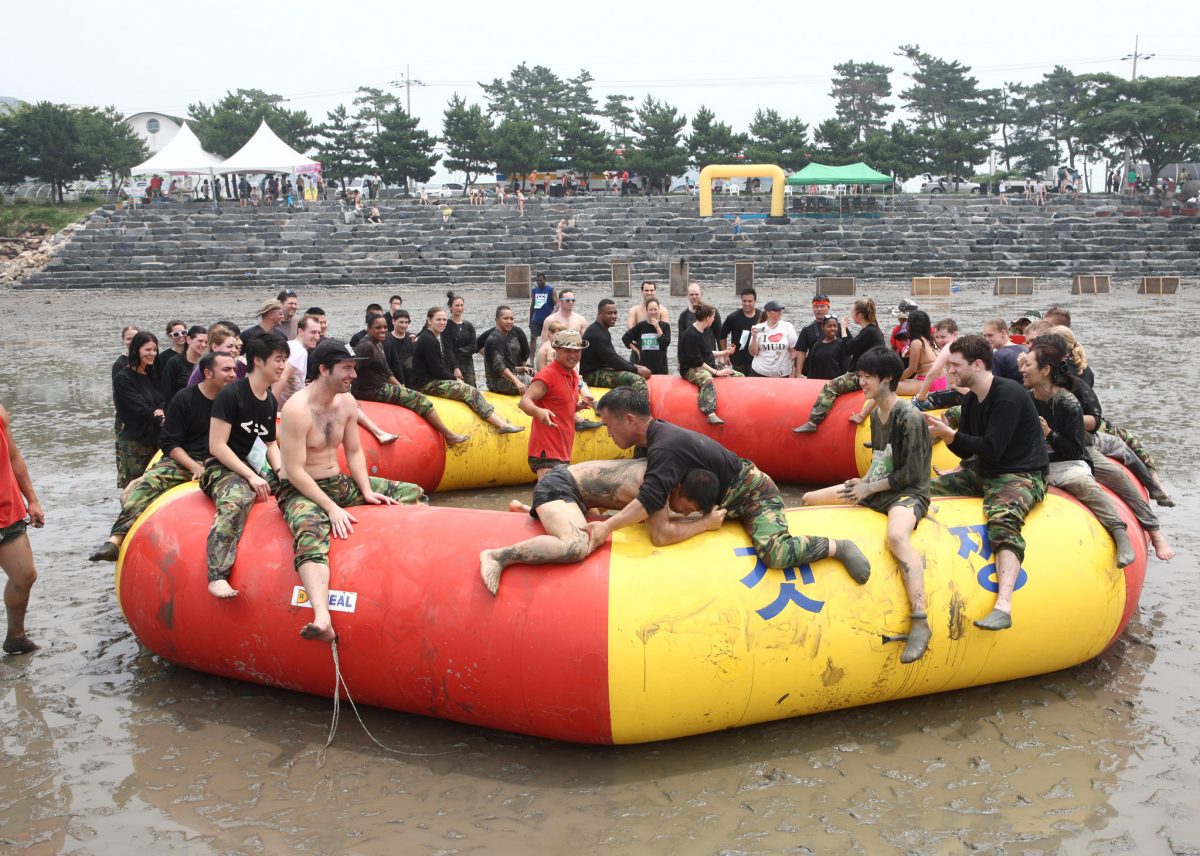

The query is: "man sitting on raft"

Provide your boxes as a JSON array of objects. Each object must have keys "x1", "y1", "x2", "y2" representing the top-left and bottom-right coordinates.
[
  {"x1": 800, "y1": 347, "x2": 934, "y2": 663},
  {"x1": 587, "y1": 387, "x2": 873, "y2": 584},
  {"x1": 278, "y1": 339, "x2": 427, "y2": 643},
  {"x1": 925, "y1": 334, "x2": 1048, "y2": 631}
]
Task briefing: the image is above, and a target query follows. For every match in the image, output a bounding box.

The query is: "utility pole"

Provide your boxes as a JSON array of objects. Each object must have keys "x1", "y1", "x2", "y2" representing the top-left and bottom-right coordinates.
[
  {"x1": 388, "y1": 66, "x2": 427, "y2": 196},
  {"x1": 1120, "y1": 36, "x2": 1154, "y2": 195}
]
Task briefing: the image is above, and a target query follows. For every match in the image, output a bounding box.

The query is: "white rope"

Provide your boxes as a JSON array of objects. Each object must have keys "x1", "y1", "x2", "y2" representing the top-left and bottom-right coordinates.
[{"x1": 317, "y1": 639, "x2": 462, "y2": 765}]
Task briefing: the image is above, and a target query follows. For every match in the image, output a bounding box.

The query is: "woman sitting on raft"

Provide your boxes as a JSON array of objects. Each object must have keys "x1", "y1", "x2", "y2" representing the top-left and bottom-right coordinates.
[
  {"x1": 1018, "y1": 342, "x2": 1136, "y2": 567},
  {"x1": 803, "y1": 315, "x2": 848, "y2": 381},
  {"x1": 410, "y1": 307, "x2": 524, "y2": 434},
  {"x1": 351, "y1": 313, "x2": 468, "y2": 445},
  {"x1": 793, "y1": 298, "x2": 885, "y2": 434},
  {"x1": 444, "y1": 291, "x2": 478, "y2": 387},
  {"x1": 852, "y1": 310, "x2": 946, "y2": 423},
  {"x1": 113, "y1": 331, "x2": 166, "y2": 488}
]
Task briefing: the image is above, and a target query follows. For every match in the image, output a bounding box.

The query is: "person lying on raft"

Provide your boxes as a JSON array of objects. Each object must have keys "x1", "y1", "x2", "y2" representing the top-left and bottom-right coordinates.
[
  {"x1": 351, "y1": 313, "x2": 468, "y2": 445},
  {"x1": 801, "y1": 347, "x2": 934, "y2": 663},
  {"x1": 479, "y1": 459, "x2": 687, "y2": 595},
  {"x1": 278, "y1": 339, "x2": 427, "y2": 643},
  {"x1": 90, "y1": 352, "x2": 238, "y2": 562},
  {"x1": 589, "y1": 387, "x2": 873, "y2": 583}
]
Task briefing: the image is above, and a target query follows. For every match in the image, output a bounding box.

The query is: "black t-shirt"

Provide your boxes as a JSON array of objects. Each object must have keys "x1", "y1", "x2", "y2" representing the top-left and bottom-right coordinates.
[
  {"x1": 637, "y1": 419, "x2": 744, "y2": 514},
  {"x1": 410, "y1": 330, "x2": 455, "y2": 388},
  {"x1": 384, "y1": 334, "x2": 415, "y2": 385},
  {"x1": 211, "y1": 378, "x2": 277, "y2": 463},
  {"x1": 351, "y1": 338, "x2": 393, "y2": 399},
  {"x1": 1034, "y1": 389, "x2": 1089, "y2": 465},
  {"x1": 160, "y1": 384, "x2": 215, "y2": 460},
  {"x1": 113, "y1": 368, "x2": 166, "y2": 444},
  {"x1": 678, "y1": 307, "x2": 722, "y2": 341},
  {"x1": 677, "y1": 324, "x2": 714, "y2": 374},
  {"x1": 991, "y1": 343, "x2": 1027, "y2": 384},
  {"x1": 622, "y1": 321, "x2": 671, "y2": 375},
  {"x1": 581, "y1": 321, "x2": 638, "y2": 375},
  {"x1": 160, "y1": 352, "x2": 196, "y2": 404},
  {"x1": 720, "y1": 311, "x2": 760, "y2": 371},
  {"x1": 805, "y1": 338, "x2": 846, "y2": 380},
  {"x1": 1070, "y1": 377, "x2": 1103, "y2": 430},
  {"x1": 483, "y1": 327, "x2": 530, "y2": 388},
  {"x1": 843, "y1": 324, "x2": 886, "y2": 371},
  {"x1": 947, "y1": 376, "x2": 1049, "y2": 476}
]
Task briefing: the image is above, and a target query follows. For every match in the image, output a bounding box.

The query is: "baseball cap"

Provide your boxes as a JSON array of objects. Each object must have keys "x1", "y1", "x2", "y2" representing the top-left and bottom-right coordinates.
[
  {"x1": 257, "y1": 298, "x2": 283, "y2": 318},
  {"x1": 763, "y1": 300, "x2": 785, "y2": 312},
  {"x1": 311, "y1": 338, "x2": 367, "y2": 366},
  {"x1": 551, "y1": 330, "x2": 589, "y2": 350},
  {"x1": 892, "y1": 299, "x2": 919, "y2": 317}
]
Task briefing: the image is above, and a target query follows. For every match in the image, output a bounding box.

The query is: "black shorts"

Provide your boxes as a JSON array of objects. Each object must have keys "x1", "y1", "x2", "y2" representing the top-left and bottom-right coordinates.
[
  {"x1": 529, "y1": 465, "x2": 586, "y2": 518},
  {"x1": 528, "y1": 454, "x2": 569, "y2": 474},
  {"x1": 860, "y1": 491, "x2": 929, "y2": 525},
  {"x1": 0, "y1": 519, "x2": 28, "y2": 545}
]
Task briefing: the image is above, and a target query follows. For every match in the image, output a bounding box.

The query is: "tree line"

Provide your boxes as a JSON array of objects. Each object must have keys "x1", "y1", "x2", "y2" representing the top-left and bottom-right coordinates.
[{"x1": 4, "y1": 48, "x2": 1199, "y2": 200}]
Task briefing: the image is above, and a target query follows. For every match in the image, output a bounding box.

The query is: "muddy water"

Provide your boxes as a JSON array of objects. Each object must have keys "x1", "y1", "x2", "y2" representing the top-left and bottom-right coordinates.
[{"x1": 1, "y1": 281, "x2": 1197, "y2": 855}]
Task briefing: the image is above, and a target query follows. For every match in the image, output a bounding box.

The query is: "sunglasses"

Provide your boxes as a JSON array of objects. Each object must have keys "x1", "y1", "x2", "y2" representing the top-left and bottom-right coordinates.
[
  {"x1": 170, "y1": 330, "x2": 187, "y2": 338},
  {"x1": 561, "y1": 298, "x2": 576, "y2": 303},
  {"x1": 282, "y1": 289, "x2": 297, "y2": 297}
]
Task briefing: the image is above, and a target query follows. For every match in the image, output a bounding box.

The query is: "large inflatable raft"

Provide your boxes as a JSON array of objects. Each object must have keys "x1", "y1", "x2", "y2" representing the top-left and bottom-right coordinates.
[
  {"x1": 117, "y1": 480, "x2": 1147, "y2": 744},
  {"x1": 355, "y1": 376, "x2": 960, "y2": 491}
]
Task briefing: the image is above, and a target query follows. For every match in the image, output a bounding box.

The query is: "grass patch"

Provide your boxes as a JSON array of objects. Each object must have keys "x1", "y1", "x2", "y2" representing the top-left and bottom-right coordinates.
[{"x1": 0, "y1": 201, "x2": 100, "y2": 237}]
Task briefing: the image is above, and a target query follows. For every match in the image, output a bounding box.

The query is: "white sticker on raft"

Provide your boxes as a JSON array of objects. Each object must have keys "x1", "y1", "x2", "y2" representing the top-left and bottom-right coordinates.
[{"x1": 290, "y1": 585, "x2": 358, "y2": 613}]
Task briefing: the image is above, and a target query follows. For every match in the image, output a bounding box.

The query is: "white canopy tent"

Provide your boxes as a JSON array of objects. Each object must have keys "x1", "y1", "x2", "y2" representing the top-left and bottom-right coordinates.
[
  {"x1": 130, "y1": 122, "x2": 225, "y2": 175},
  {"x1": 218, "y1": 120, "x2": 319, "y2": 174}
]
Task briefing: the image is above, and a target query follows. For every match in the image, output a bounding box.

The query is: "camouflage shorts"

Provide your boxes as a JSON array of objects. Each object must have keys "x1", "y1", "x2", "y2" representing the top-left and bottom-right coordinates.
[
  {"x1": 931, "y1": 467, "x2": 1046, "y2": 561},
  {"x1": 420, "y1": 379, "x2": 495, "y2": 420},
  {"x1": 806, "y1": 371, "x2": 860, "y2": 426},
  {"x1": 721, "y1": 461, "x2": 829, "y2": 568},
  {"x1": 583, "y1": 368, "x2": 647, "y2": 392},
  {"x1": 201, "y1": 460, "x2": 280, "y2": 582},
  {"x1": 277, "y1": 473, "x2": 427, "y2": 570},
  {"x1": 111, "y1": 456, "x2": 193, "y2": 538},
  {"x1": 116, "y1": 436, "x2": 157, "y2": 489},
  {"x1": 371, "y1": 382, "x2": 433, "y2": 417},
  {"x1": 684, "y1": 367, "x2": 744, "y2": 415}
]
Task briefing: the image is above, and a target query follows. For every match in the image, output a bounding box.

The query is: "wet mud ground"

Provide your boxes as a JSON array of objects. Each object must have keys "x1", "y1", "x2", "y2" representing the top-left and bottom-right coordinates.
[{"x1": 1, "y1": 280, "x2": 1197, "y2": 855}]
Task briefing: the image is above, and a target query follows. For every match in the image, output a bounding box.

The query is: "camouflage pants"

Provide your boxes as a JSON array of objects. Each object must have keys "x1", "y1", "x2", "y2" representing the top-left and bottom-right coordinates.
[
  {"x1": 111, "y1": 456, "x2": 192, "y2": 538},
  {"x1": 420, "y1": 379, "x2": 495, "y2": 420},
  {"x1": 684, "y1": 367, "x2": 745, "y2": 415},
  {"x1": 583, "y1": 369, "x2": 647, "y2": 392},
  {"x1": 201, "y1": 460, "x2": 280, "y2": 582},
  {"x1": 488, "y1": 372, "x2": 531, "y2": 396},
  {"x1": 931, "y1": 467, "x2": 1047, "y2": 561},
  {"x1": 1089, "y1": 448, "x2": 1159, "y2": 531},
  {"x1": 721, "y1": 461, "x2": 829, "y2": 568},
  {"x1": 369, "y1": 382, "x2": 433, "y2": 417},
  {"x1": 806, "y1": 371, "x2": 860, "y2": 426},
  {"x1": 1098, "y1": 418, "x2": 1156, "y2": 473},
  {"x1": 116, "y1": 436, "x2": 157, "y2": 489},
  {"x1": 277, "y1": 473, "x2": 427, "y2": 570}
]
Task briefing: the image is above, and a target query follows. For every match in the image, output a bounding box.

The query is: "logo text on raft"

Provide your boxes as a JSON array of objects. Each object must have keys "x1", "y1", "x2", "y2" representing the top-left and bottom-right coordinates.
[
  {"x1": 946, "y1": 524, "x2": 1029, "y2": 593},
  {"x1": 290, "y1": 586, "x2": 359, "y2": 613},
  {"x1": 734, "y1": 546, "x2": 825, "y2": 620}
]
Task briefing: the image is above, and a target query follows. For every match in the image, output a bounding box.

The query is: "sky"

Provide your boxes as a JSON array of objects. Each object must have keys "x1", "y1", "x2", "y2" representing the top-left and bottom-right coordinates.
[{"x1": 4, "y1": 0, "x2": 1198, "y2": 180}]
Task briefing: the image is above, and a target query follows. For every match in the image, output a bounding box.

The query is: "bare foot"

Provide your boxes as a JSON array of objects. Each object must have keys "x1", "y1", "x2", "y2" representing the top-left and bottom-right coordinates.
[
  {"x1": 208, "y1": 579, "x2": 239, "y2": 598},
  {"x1": 1149, "y1": 529, "x2": 1176, "y2": 561},
  {"x1": 508, "y1": 499, "x2": 530, "y2": 513},
  {"x1": 444, "y1": 432, "x2": 469, "y2": 446},
  {"x1": 375, "y1": 432, "x2": 399, "y2": 445},
  {"x1": 3, "y1": 635, "x2": 39, "y2": 655},
  {"x1": 498, "y1": 424, "x2": 525, "y2": 434},
  {"x1": 300, "y1": 621, "x2": 337, "y2": 642},
  {"x1": 479, "y1": 550, "x2": 504, "y2": 595}
]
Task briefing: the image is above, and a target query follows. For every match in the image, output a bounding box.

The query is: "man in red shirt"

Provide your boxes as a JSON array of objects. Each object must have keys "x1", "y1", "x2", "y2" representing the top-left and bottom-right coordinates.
[
  {"x1": 1, "y1": 404, "x2": 45, "y2": 655},
  {"x1": 520, "y1": 330, "x2": 591, "y2": 479}
]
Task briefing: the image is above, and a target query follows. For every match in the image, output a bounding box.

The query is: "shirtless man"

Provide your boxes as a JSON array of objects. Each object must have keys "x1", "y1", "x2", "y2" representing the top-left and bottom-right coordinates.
[
  {"x1": 626, "y1": 281, "x2": 665, "y2": 330},
  {"x1": 478, "y1": 458, "x2": 723, "y2": 595},
  {"x1": 278, "y1": 339, "x2": 427, "y2": 643},
  {"x1": 539, "y1": 288, "x2": 588, "y2": 348}
]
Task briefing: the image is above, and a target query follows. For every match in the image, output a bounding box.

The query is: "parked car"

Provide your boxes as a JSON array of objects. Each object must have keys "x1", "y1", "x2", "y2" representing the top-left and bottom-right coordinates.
[
  {"x1": 919, "y1": 174, "x2": 980, "y2": 194},
  {"x1": 422, "y1": 183, "x2": 465, "y2": 198}
]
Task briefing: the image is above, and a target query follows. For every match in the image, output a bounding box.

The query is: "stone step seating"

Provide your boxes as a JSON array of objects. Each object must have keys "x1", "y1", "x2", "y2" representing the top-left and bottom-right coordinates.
[{"x1": 18, "y1": 196, "x2": 1199, "y2": 290}]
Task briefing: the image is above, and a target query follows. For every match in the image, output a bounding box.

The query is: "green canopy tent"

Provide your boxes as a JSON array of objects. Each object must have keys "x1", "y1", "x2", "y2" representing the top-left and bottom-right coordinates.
[{"x1": 784, "y1": 161, "x2": 894, "y2": 185}]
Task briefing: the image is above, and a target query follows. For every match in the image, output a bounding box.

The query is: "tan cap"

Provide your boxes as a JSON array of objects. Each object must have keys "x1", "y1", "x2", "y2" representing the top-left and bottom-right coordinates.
[
  {"x1": 551, "y1": 330, "x2": 589, "y2": 350},
  {"x1": 257, "y1": 298, "x2": 283, "y2": 317}
]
